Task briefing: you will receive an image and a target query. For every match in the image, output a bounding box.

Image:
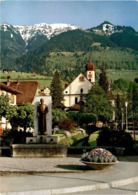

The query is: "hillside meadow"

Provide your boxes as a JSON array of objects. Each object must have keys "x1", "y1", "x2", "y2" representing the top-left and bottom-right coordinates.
[{"x1": 0, "y1": 69, "x2": 137, "y2": 90}]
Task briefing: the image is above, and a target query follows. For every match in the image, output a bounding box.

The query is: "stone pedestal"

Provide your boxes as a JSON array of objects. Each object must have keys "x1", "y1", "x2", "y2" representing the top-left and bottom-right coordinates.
[
  {"x1": 26, "y1": 136, "x2": 59, "y2": 144},
  {"x1": 34, "y1": 96, "x2": 52, "y2": 136},
  {"x1": 12, "y1": 144, "x2": 68, "y2": 158}
]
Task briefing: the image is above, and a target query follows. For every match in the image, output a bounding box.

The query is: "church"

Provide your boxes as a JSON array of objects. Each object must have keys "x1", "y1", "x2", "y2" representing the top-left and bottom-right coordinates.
[{"x1": 63, "y1": 60, "x2": 96, "y2": 109}]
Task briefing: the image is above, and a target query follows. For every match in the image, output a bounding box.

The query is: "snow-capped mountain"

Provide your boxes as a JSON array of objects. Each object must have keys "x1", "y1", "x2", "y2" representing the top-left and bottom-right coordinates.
[
  {"x1": 90, "y1": 21, "x2": 135, "y2": 35},
  {"x1": 14, "y1": 23, "x2": 80, "y2": 44}
]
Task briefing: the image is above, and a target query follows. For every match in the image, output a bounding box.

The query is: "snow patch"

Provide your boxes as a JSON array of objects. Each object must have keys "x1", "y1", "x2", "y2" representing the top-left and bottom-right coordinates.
[{"x1": 14, "y1": 23, "x2": 80, "y2": 42}]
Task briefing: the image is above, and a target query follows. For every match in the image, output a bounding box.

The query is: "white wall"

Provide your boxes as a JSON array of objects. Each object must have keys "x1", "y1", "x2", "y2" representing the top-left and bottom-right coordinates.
[{"x1": 63, "y1": 73, "x2": 93, "y2": 107}]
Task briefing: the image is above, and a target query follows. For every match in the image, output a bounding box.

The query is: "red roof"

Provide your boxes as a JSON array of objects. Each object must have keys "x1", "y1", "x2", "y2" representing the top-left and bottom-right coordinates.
[
  {"x1": 5, "y1": 81, "x2": 40, "y2": 104},
  {"x1": 86, "y1": 61, "x2": 95, "y2": 71},
  {"x1": 0, "y1": 82, "x2": 22, "y2": 94}
]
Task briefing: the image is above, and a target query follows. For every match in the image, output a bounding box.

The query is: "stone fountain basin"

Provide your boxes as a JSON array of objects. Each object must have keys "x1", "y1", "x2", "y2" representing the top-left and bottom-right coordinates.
[{"x1": 80, "y1": 160, "x2": 119, "y2": 170}]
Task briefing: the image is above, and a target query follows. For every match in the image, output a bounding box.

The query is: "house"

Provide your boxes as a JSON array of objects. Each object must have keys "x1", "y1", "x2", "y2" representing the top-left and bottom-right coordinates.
[
  {"x1": 3, "y1": 76, "x2": 41, "y2": 105},
  {"x1": 0, "y1": 82, "x2": 22, "y2": 105},
  {"x1": 63, "y1": 60, "x2": 95, "y2": 108},
  {"x1": 0, "y1": 82, "x2": 22, "y2": 131}
]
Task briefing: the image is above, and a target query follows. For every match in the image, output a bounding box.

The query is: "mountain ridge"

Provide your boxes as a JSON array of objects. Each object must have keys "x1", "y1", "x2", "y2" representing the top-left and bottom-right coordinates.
[{"x1": 1, "y1": 21, "x2": 138, "y2": 73}]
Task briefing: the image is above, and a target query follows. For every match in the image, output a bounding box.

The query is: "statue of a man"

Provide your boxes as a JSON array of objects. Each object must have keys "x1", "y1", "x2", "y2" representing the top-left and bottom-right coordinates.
[{"x1": 37, "y1": 98, "x2": 48, "y2": 135}]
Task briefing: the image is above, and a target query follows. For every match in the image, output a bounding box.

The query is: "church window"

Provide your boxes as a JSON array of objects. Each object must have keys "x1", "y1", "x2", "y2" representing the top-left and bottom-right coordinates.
[
  {"x1": 75, "y1": 97, "x2": 78, "y2": 104},
  {"x1": 79, "y1": 76, "x2": 84, "y2": 81},
  {"x1": 80, "y1": 88, "x2": 83, "y2": 93},
  {"x1": 65, "y1": 91, "x2": 68, "y2": 94},
  {"x1": 89, "y1": 79, "x2": 91, "y2": 82}
]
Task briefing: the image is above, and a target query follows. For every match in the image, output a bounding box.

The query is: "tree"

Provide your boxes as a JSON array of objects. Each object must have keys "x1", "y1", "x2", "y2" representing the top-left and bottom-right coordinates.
[
  {"x1": 50, "y1": 70, "x2": 64, "y2": 109},
  {"x1": 98, "y1": 62, "x2": 108, "y2": 93},
  {"x1": 11, "y1": 103, "x2": 34, "y2": 133},
  {"x1": 0, "y1": 94, "x2": 10, "y2": 118},
  {"x1": 52, "y1": 109, "x2": 67, "y2": 127},
  {"x1": 0, "y1": 94, "x2": 17, "y2": 121},
  {"x1": 83, "y1": 84, "x2": 112, "y2": 123},
  {"x1": 127, "y1": 82, "x2": 138, "y2": 121}
]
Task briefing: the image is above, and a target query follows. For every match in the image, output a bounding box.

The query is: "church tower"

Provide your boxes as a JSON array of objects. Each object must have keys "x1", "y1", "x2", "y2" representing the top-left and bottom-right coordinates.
[{"x1": 86, "y1": 60, "x2": 95, "y2": 84}]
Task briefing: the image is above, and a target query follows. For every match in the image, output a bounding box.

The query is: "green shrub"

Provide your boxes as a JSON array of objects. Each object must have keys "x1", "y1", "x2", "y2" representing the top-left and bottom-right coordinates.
[
  {"x1": 52, "y1": 109, "x2": 67, "y2": 127},
  {"x1": 97, "y1": 128, "x2": 134, "y2": 154},
  {"x1": 67, "y1": 112, "x2": 97, "y2": 126},
  {"x1": 1, "y1": 129, "x2": 33, "y2": 146}
]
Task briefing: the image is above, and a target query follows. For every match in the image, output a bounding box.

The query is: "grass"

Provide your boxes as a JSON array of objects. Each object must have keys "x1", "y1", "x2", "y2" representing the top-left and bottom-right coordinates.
[
  {"x1": 88, "y1": 131, "x2": 100, "y2": 147},
  {"x1": 58, "y1": 131, "x2": 87, "y2": 147}
]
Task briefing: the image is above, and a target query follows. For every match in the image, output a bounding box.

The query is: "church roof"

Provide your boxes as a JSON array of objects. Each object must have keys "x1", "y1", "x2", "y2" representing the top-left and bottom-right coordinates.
[{"x1": 86, "y1": 61, "x2": 95, "y2": 71}]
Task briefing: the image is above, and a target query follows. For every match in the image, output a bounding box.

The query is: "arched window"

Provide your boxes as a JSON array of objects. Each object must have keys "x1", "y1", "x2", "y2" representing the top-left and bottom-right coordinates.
[
  {"x1": 75, "y1": 97, "x2": 78, "y2": 104},
  {"x1": 80, "y1": 88, "x2": 83, "y2": 93}
]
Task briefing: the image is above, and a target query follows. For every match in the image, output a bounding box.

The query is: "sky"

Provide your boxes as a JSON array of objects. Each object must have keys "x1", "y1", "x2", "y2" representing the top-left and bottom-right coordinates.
[{"x1": 1, "y1": 1, "x2": 138, "y2": 31}]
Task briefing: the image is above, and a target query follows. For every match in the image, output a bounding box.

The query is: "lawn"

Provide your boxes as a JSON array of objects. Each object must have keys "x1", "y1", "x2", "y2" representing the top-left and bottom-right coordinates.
[{"x1": 88, "y1": 131, "x2": 100, "y2": 147}]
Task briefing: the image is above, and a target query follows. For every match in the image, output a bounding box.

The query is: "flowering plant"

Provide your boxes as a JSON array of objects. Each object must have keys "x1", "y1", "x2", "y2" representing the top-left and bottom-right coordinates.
[{"x1": 81, "y1": 148, "x2": 117, "y2": 163}]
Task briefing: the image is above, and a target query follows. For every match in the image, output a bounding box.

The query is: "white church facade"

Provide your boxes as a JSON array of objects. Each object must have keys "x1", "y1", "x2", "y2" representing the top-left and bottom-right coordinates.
[{"x1": 63, "y1": 60, "x2": 95, "y2": 108}]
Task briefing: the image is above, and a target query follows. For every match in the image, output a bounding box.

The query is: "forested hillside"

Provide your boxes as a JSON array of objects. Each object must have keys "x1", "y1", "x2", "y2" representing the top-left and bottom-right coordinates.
[{"x1": 1, "y1": 22, "x2": 138, "y2": 75}]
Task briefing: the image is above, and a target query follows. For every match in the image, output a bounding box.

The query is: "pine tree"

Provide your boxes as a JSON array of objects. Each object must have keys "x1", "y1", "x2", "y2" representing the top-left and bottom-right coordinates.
[
  {"x1": 50, "y1": 71, "x2": 64, "y2": 109},
  {"x1": 98, "y1": 62, "x2": 108, "y2": 93}
]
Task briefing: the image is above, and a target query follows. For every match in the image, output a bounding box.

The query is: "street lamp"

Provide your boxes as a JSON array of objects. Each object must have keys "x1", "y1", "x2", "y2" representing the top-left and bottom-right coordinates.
[{"x1": 125, "y1": 102, "x2": 128, "y2": 131}]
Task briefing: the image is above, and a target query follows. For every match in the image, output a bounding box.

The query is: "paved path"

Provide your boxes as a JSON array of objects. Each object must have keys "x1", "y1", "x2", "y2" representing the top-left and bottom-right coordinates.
[
  {"x1": 0, "y1": 156, "x2": 138, "y2": 194},
  {"x1": 63, "y1": 183, "x2": 138, "y2": 194}
]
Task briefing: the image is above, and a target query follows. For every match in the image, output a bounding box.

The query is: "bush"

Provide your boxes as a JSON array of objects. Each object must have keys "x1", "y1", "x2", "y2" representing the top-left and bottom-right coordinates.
[
  {"x1": 1, "y1": 129, "x2": 33, "y2": 146},
  {"x1": 97, "y1": 128, "x2": 134, "y2": 154},
  {"x1": 67, "y1": 112, "x2": 97, "y2": 126},
  {"x1": 52, "y1": 109, "x2": 67, "y2": 127},
  {"x1": 59, "y1": 118, "x2": 74, "y2": 131}
]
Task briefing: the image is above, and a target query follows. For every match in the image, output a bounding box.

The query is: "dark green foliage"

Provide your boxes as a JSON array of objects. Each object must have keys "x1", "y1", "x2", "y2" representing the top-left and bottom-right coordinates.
[
  {"x1": 67, "y1": 112, "x2": 97, "y2": 126},
  {"x1": 59, "y1": 118, "x2": 74, "y2": 131},
  {"x1": 50, "y1": 71, "x2": 64, "y2": 109},
  {"x1": 127, "y1": 82, "x2": 138, "y2": 121},
  {"x1": 110, "y1": 31, "x2": 138, "y2": 51},
  {"x1": 11, "y1": 103, "x2": 34, "y2": 132},
  {"x1": 1, "y1": 129, "x2": 33, "y2": 146},
  {"x1": 83, "y1": 84, "x2": 112, "y2": 122},
  {"x1": 26, "y1": 34, "x2": 48, "y2": 51},
  {"x1": 1, "y1": 24, "x2": 26, "y2": 69},
  {"x1": 97, "y1": 128, "x2": 134, "y2": 154},
  {"x1": 98, "y1": 63, "x2": 108, "y2": 93},
  {"x1": 112, "y1": 78, "x2": 130, "y2": 91},
  {"x1": 52, "y1": 109, "x2": 67, "y2": 127},
  {"x1": 0, "y1": 94, "x2": 18, "y2": 121}
]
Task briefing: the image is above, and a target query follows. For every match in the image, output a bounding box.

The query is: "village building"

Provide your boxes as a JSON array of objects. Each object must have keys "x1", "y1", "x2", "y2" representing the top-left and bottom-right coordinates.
[
  {"x1": 0, "y1": 82, "x2": 22, "y2": 105},
  {"x1": 63, "y1": 60, "x2": 95, "y2": 109},
  {"x1": 63, "y1": 60, "x2": 115, "y2": 121},
  {"x1": 0, "y1": 82, "x2": 22, "y2": 131},
  {"x1": 3, "y1": 76, "x2": 41, "y2": 105}
]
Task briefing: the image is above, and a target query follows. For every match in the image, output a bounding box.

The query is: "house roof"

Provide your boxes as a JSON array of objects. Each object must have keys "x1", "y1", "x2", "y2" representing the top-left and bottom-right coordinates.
[
  {"x1": 0, "y1": 82, "x2": 22, "y2": 94},
  {"x1": 3, "y1": 81, "x2": 40, "y2": 104}
]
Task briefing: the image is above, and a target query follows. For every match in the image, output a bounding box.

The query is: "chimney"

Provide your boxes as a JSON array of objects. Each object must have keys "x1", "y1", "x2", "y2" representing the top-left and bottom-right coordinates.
[{"x1": 7, "y1": 76, "x2": 10, "y2": 86}]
